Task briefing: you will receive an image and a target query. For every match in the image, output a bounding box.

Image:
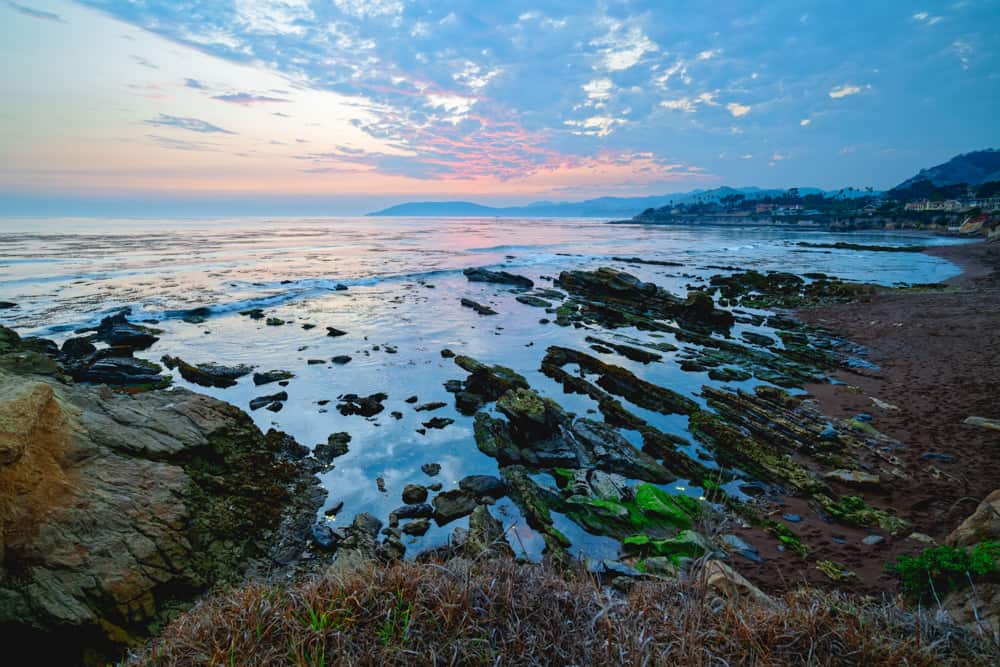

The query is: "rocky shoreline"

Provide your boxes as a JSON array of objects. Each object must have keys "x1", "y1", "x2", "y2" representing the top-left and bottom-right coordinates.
[
  {"x1": 0, "y1": 328, "x2": 325, "y2": 665},
  {"x1": 2, "y1": 238, "x2": 999, "y2": 663}
]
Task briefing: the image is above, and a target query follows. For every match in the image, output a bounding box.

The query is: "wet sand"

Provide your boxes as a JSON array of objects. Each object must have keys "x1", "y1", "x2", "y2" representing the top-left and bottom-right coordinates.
[{"x1": 740, "y1": 240, "x2": 1000, "y2": 594}]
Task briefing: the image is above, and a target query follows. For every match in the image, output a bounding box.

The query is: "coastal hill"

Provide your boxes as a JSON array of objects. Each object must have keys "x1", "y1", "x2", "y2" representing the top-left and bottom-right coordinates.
[{"x1": 892, "y1": 149, "x2": 1000, "y2": 190}]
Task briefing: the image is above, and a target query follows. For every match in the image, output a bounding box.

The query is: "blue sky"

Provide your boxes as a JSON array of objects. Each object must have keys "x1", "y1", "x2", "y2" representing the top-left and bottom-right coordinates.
[{"x1": 0, "y1": 0, "x2": 997, "y2": 215}]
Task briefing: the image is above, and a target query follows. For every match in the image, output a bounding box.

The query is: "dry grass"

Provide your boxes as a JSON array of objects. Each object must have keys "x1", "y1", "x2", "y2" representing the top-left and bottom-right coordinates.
[{"x1": 127, "y1": 555, "x2": 998, "y2": 666}]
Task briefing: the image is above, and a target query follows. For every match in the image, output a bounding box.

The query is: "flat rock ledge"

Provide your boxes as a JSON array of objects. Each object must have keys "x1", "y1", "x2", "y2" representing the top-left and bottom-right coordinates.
[{"x1": 0, "y1": 345, "x2": 323, "y2": 664}]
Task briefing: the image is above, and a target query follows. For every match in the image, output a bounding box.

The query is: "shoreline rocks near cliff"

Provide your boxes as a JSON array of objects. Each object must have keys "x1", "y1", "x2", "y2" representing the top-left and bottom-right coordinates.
[{"x1": 0, "y1": 326, "x2": 324, "y2": 665}]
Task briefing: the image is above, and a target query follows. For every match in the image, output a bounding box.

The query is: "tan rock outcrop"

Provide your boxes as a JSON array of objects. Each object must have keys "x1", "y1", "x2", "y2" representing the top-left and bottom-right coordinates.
[
  {"x1": 0, "y1": 363, "x2": 322, "y2": 665},
  {"x1": 946, "y1": 489, "x2": 1000, "y2": 548}
]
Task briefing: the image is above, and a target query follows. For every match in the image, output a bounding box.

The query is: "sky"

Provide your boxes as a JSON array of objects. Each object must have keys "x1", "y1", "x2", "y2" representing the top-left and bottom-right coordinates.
[{"x1": 0, "y1": 0, "x2": 997, "y2": 216}]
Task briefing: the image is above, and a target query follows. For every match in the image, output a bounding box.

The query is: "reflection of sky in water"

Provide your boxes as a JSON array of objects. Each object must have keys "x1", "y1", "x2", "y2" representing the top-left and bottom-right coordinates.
[{"x1": 0, "y1": 217, "x2": 973, "y2": 561}]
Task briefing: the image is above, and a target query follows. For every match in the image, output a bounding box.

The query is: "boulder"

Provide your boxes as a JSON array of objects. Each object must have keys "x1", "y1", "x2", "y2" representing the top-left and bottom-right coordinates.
[
  {"x1": 946, "y1": 489, "x2": 1000, "y2": 548},
  {"x1": 463, "y1": 267, "x2": 534, "y2": 289},
  {"x1": 433, "y1": 489, "x2": 477, "y2": 525},
  {"x1": 402, "y1": 483, "x2": 429, "y2": 504},
  {"x1": 698, "y1": 560, "x2": 778, "y2": 610},
  {"x1": 161, "y1": 355, "x2": 253, "y2": 388},
  {"x1": 459, "y1": 474, "x2": 506, "y2": 499},
  {"x1": 0, "y1": 367, "x2": 322, "y2": 664},
  {"x1": 337, "y1": 393, "x2": 387, "y2": 417},
  {"x1": 313, "y1": 432, "x2": 351, "y2": 466}
]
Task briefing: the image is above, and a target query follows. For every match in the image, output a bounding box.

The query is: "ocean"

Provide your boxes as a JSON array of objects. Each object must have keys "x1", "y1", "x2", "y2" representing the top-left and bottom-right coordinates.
[{"x1": 0, "y1": 217, "x2": 968, "y2": 561}]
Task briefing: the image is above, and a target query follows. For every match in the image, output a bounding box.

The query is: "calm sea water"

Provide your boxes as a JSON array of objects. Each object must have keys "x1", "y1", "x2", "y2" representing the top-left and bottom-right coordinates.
[{"x1": 0, "y1": 217, "x2": 968, "y2": 561}]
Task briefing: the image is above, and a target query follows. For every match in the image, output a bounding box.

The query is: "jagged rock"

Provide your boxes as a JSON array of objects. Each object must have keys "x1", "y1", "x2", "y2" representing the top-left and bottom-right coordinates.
[
  {"x1": 542, "y1": 346, "x2": 697, "y2": 415},
  {"x1": 741, "y1": 331, "x2": 775, "y2": 347},
  {"x1": 415, "y1": 401, "x2": 447, "y2": 412},
  {"x1": 699, "y1": 560, "x2": 778, "y2": 609},
  {"x1": 74, "y1": 353, "x2": 171, "y2": 391},
  {"x1": 432, "y1": 489, "x2": 477, "y2": 525},
  {"x1": 453, "y1": 355, "x2": 529, "y2": 402},
  {"x1": 402, "y1": 484, "x2": 429, "y2": 504},
  {"x1": 516, "y1": 295, "x2": 551, "y2": 307},
  {"x1": 331, "y1": 355, "x2": 352, "y2": 364},
  {"x1": 161, "y1": 355, "x2": 253, "y2": 388},
  {"x1": 265, "y1": 317, "x2": 285, "y2": 326},
  {"x1": 557, "y1": 267, "x2": 734, "y2": 330},
  {"x1": 709, "y1": 270, "x2": 876, "y2": 309},
  {"x1": 824, "y1": 469, "x2": 881, "y2": 486},
  {"x1": 337, "y1": 392, "x2": 387, "y2": 417},
  {"x1": 0, "y1": 367, "x2": 322, "y2": 664},
  {"x1": 250, "y1": 391, "x2": 287, "y2": 411},
  {"x1": 460, "y1": 298, "x2": 497, "y2": 315},
  {"x1": 440, "y1": 348, "x2": 455, "y2": 358},
  {"x1": 253, "y1": 370, "x2": 295, "y2": 386},
  {"x1": 391, "y1": 503, "x2": 434, "y2": 520},
  {"x1": 89, "y1": 310, "x2": 160, "y2": 350},
  {"x1": 422, "y1": 417, "x2": 453, "y2": 430},
  {"x1": 459, "y1": 475, "x2": 506, "y2": 499},
  {"x1": 465, "y1": 505, "x2": 513, "y2": 556},
  {"x1": 497, "y1": 388, "x2": 567, "y2": 440},
  {"x1": 401, "y1": 518, "x2": 431, "y2": 536},
  {"x1": 60, "y1": 337, "x2": 96, "y2": 358},
  {"x1": 326, "y1": 327, "x2": 347, "y2": 337},
  {"x1": 946, "y1": 489, "x2": 1000, "y2": 548},
  {"x1": 313, "y1": 432, "x2": 351, "y2": 466},
  {"x1": 463, "y1": 267, "x2": 534, "y2": 289},
  {"x1": 0, "y1": 301, "x2": 15, "y2": 309},
  {"x1": 421, "y1": 462, "x2": 441, "y2": 476}
]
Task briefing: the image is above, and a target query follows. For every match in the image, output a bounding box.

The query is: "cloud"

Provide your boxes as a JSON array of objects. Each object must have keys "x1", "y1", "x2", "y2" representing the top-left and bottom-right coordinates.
[
  {"x1": 147, "y1": 134, "x2": 220, "y2": 151},
  {"x1": 453, "y1": 62, "x2": 500, "y2": 91},
  {"x1": 952, "y1": 39, "x2": 973, "y2": 70},
  {"x1": 913, "y1": 11, "x2": 942, "y2": 25},
  {"x1": 131, "y1": 55, "x2": 158, "y2": 69},
  {"x1": 660, "y1": 92, "x2": 717, "y2": 113},
  {"x1": 184, "y1": 78, "x2": 209, "y2": 90},
  {"x1": 212, "y1": 92, "x2": 291, "y2": 105},
  {"x1": 829, "y1": 84, "x2": 862, "y2": 99},
  {"x1": 333, "y1": 0, "x2": 404, "y2": 20},
  {"x1": 800, "y1": 118, "x2": 811, "y2": 126},
  {"x1": 235, "y1": 0, "x2": 313, "y2": 35},
  {"x1": 740, "y1": 154, "x2": 753, "y2": 159},
  {"x1": 582, "y1": 78, "x2": 614, "y2": 105},
  {"x1": 6, "y1": 1, "x2": 64, "y2": 22},
  {"x1": 591, "y1": 19, "x2": 658, "y2": 71},
  {"x1": 726, "y1": 102, "x2": 750, "y2": 117},
  {"x1": 564, "y1": 115, "x2": 628, "y2": 137},
  {"x1": 697, "y1": 49, "x2": 721, "y2": 61},
  {"x1": 144, "y1": 114, "x2": 236, "y2": 134}
]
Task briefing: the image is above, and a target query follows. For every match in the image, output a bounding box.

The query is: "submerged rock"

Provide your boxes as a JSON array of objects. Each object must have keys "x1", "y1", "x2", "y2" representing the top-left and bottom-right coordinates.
[
  {"x1": 460, "y1": 298, "x2": 498, "y2": 315},
  {"x1": 250, "y1": 391, "x2": 287, "y2": 411},
  {"x1": 402, "y1": 483, "x2": 429, "y2": 504},
  {"x1": 313, "y1": 432, "x2": 351, "y2": 466},
  {"x1": 459, "y1": 474, "x2": 506, "y2": 499},
  {"x1": 89, "y1": 310, "x2": 161, "y2": 350},
  {"x1": 162, "y1": 355, "x2": 253, "y2": 388},
  {"x1": 337, "y1": 392, "x2": 388, "y2": 417},
  {"x1": 463, "y1": 267, "x2": 534, "y2": 289},
  {"x1": 253, "y1": 369, "x2": 295, "y2": 386}
]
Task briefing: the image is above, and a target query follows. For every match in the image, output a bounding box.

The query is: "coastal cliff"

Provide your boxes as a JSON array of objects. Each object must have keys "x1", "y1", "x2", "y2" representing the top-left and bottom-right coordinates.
[{"x1": 0, "y1": 328, "x2": 324, "y2": 665}]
